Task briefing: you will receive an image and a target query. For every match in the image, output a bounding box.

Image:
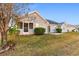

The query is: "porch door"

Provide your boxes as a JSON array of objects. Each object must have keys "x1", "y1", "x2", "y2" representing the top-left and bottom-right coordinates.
[
  {"x1": 24, "y1": 23, "x2": 28, "y2": 32},
  {"x1": 48, "y1": 26, "x2": 50, "y2": 32}
]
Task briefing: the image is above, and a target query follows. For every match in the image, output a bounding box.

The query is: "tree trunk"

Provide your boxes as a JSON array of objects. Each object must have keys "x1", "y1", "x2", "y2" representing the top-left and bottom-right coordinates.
[
  {"x1": 1, "y1": 31, "x2": 7, "y2": 47},
  {"x1": 1, "y1": 32, "x2": 3, "y2": 47}
]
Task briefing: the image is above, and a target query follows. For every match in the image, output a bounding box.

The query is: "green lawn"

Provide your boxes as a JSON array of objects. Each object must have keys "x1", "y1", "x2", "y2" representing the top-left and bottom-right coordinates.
[{"x1": 1, "y1": 32, "x2": 79, "y2": 56}]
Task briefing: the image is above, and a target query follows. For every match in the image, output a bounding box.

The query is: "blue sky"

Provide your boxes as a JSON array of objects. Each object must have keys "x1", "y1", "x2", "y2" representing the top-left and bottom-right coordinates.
[
  {"x1": 28, "y1": 3, "x2": 79, "y2": 25},
  {"x1": 17, "y1": 3, "x2": 79, "y2": 25}
]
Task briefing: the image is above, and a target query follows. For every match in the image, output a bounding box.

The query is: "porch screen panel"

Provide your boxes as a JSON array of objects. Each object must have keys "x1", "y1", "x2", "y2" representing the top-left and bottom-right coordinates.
[
  {"x1": 29, "y1": 23, "x2": 33, "y2": 29},
  {"x1": 18, "y1": 22, "x2": 22, "y2": 29},
  {"x1": 24, "y1": 23, "x2": 28, "y2": 32}
]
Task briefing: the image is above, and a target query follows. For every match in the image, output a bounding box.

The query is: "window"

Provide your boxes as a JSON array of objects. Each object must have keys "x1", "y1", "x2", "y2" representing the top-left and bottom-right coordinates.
[
  {"x1": 29, "y1": 23, "x2": 33, "y2": 29},
  {"x1": 18, "y1": 22, "x2": 22, "y2": 29}
]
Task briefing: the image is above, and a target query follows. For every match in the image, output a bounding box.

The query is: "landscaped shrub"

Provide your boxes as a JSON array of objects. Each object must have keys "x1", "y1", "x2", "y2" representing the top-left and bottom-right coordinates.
[
  {"x1": 72, "y1": 29, "x2": 75, "y2": 32},
  {"x1": 8, "y1": 25, "x2": 20, "y2": 35},
  {"x1": 8, "y1": 25, "x2": 20, "y2": 40},
  {"x1": 34, "y1": 27, "x2": 45, "y2": 35},
  {"x1": 56, "y1": 28, "x2": 62, "y2": 33}
]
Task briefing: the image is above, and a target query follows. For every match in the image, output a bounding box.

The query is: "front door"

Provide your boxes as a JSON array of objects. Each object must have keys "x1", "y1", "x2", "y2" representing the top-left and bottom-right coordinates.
[{"x1": 24, "y1": 23, "x2": 28, "y2": 32}]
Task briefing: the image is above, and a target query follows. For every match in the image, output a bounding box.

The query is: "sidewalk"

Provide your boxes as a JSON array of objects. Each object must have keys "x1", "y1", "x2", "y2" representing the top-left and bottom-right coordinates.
[{"x1": 49, "y1": 32, "x2": 63, "y2": 35}]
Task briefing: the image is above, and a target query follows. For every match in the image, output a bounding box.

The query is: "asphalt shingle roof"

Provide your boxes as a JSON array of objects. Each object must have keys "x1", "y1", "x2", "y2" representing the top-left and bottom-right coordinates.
[{"x1": 46, "y1": 19, "x2": 59, "y2": 24}]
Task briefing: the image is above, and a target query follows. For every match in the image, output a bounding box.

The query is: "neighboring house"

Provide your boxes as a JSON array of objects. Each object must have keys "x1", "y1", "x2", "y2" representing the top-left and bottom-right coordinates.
[
  {"x1": 74, "y1": 25, "x2": 79, "y2": 32},
  {"x1": 60, "y1": 22, "x2": 77, "y2": 32},
  {"x1": 17, "y1": 11, "x2": 50, "y2": 35}
]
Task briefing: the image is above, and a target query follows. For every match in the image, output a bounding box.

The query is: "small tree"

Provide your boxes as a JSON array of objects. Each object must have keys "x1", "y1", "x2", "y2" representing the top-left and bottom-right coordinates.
[
  {"x1": 0, "y1": 4, "x2": 13, "y2": 46},
  {"x1": 0, "y1": 3, "x2": 30, "y2": 47},
  {"x1": 8, "y1": 25, "x2": 19, "y2": 40}
]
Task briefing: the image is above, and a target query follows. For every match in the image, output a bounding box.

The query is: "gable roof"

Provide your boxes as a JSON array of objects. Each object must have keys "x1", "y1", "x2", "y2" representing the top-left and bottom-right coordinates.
[
  {"x1": 18, "y1": 10, "x2": 63, "y2": 25},
  {"x1": 46, "y1": 19, "x2": 59, "y2": 24},
  {"x1": 29, "y1": 11, "x2": 49, "y2": 24},
  {"x1": 19, "y1": 10, "x2": 50, "y2": 25}
]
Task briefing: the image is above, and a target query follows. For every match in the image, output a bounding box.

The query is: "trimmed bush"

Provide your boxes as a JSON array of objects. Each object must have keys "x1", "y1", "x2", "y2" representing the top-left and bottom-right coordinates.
[
  {"x1": 34, "y1": 27, "x2": 45, "y2": 35},
  {"x1": 72, "y1": 29, "x2": 75, "y2": 32},
  {"x1": 56, "y1": 28, "x2": 62, "y2": 33}
]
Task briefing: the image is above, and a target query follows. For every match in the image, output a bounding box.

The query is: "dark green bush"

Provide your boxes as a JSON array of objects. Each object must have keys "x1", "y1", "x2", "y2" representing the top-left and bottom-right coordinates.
[
  {"x1": 34, "y1": 27, "x2": 45, "y2": 35},
  {"x1": 72, "y1": 29, "x2": 75, "y2": 32},
  {"x1": 56, "y1": 28, "x2": 62, "y2": 33}
]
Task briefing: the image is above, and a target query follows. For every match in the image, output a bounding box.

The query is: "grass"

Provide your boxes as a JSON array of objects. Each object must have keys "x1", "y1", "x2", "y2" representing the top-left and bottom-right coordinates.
[{"x1": 0, "y1": 32, "x2": 79, "y2": 55}]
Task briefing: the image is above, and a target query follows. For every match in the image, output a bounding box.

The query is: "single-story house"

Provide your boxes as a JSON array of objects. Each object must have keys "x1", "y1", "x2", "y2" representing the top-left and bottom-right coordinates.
[
  {"x1": 17, "y1": 11, "x2": 50, "y2": 35},
  {"x1": 9, "y1": 11, "x2": 78, "y2": 35}
]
